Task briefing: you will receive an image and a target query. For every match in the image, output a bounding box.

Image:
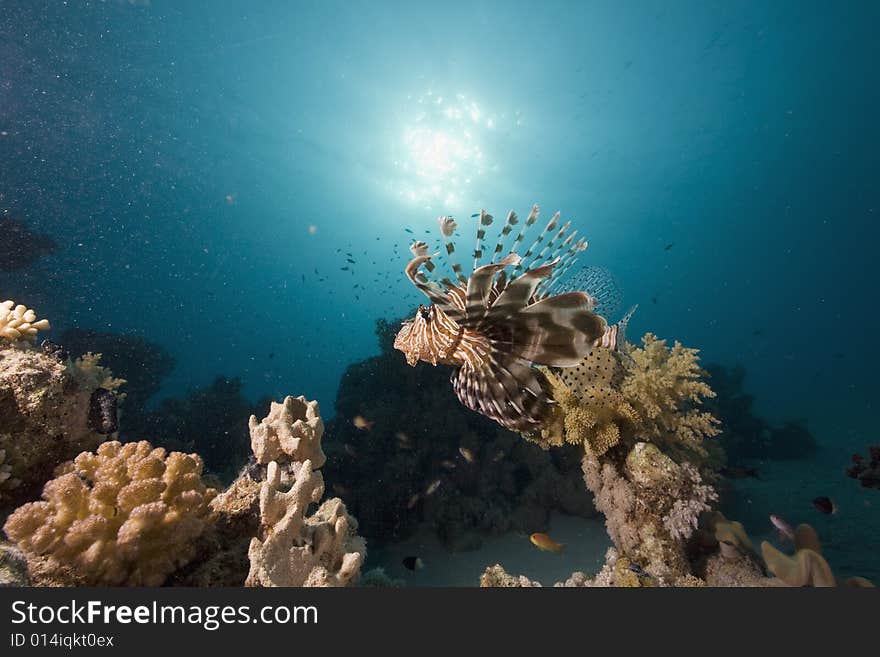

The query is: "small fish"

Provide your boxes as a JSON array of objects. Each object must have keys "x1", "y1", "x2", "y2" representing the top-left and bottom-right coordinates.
[
  {"x1": 770, "y1": 514, "x2": 795, "y2": 541},
  {"x1": 492, "y1": 450, "x2": 505, "y2": 462},
  {"x1": 341, "y1": 266, "x2": 350, "y2": 271},
  {"x1": 347, "y1": 258, "x2": 356, "y2": 264},
  {"x1": 353, "y1": 415, "x2": 374, "y2": 431},
  {"x1": 425, "y1": 479, "x2": 441, "y2": 495},
  {"x1": 268, "y1": 352, "x2": 275, "y2": 359},
  {"x1": 530, "y1": 533, "x2": 565, "y2": 553},
  {"x1": 470, "y1": 213, "x2": 480, "y2": 218},
  {"x1": 395, "y1": 431, "x2": 411, "y2": 448},
  {"x1": 402, "y1": 556, "x2": 424, "y2": 571},
  {"x1": 813, "y1": 496, "x2": 837, "y2": 515},
  {"x1": 664, "y1": 243, "x2": 674, "y2": 251},
  {"x1": 407, "y1": 493, "x2": 421, "y2": 509},
  {"x1": 404, "y1": 228, "x2": 414, "y2": 234},
  {"x1": 458, "y1": 446, "x2": 475, "y2": 463},
  {"x1": 440, "y1": 459, "x2": 456, "y2": 470},
  {"x1": 720, "y1": 465, "x2": 761, "y2": 480}
]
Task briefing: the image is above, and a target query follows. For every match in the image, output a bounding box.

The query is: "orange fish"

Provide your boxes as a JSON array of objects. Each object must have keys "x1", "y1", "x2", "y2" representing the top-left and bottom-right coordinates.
[
  {"x1": 530, "y1": 532, "x2": 565, "y2": 553},
  {"x1": 353, "y1": 415, "x2": 374, "y2": 431}
]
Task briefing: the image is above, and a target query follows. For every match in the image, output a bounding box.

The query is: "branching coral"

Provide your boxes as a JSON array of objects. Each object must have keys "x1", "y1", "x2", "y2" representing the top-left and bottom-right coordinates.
[
  {"x1": 3, "y1": 441, "x2": 217, "y2": 586},
  {"x1": 0, "y1": 300, "x2": 50, "y2": 343},
  {"x1": 249, "y1": 395, "x2": 326, "y2": 467},
  {"x1": 246, "y1": 460, "x2": 364, "y2": 587},
  {"x1": 621, "y1": 334, "x2": 720, "y2": 459}
]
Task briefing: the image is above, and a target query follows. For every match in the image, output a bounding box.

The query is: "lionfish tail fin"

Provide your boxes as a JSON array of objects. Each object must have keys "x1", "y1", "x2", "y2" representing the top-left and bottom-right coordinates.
[
  {"x1": 451, "y1": 357, "x2": 553, "y2": 432},
  {"x1": 597, "y1": 304, "x2": 638, "y2": 351}
]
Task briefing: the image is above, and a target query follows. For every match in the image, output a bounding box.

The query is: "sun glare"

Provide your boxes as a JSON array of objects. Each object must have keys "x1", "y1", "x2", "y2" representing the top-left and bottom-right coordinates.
[{"x1": 390, "y1": 91, "x2": 514, "y2": 210}]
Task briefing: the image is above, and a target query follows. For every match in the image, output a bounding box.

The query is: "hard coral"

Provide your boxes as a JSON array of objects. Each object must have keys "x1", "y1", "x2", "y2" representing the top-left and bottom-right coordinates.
[
  {"x1": 249, "y1": 395, "x2": 326, "y2": 467},
  {"x1": 0, "y1": 344, "x2": 123, "y2": 507},
  {"x1": 0, "y1": 300, "x2": 50, "y2": 343},
  {"x1": 3, "y1": 440, "x2": 217, "y2": 586},
  {"x1": 246, "y1": 460, "x2": 364, "y2": 587}
]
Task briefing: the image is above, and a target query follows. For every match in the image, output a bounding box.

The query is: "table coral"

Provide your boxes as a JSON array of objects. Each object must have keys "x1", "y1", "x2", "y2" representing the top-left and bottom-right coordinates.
[
  {"x1": 0, "y1": 344, "x2": 124, "y2": 508},
  {"x1": 246, "y1": 460, "x2": 364, "y2": 587},
  {"x1": 0, "y1": 300, "x2": 50, "y2": 343},
  {"x1": 249, "y1": 395, "x2": 326, "y2": 467},
  {"x1": 2, "y1": 440, "x2": 217, "y2": 586}
]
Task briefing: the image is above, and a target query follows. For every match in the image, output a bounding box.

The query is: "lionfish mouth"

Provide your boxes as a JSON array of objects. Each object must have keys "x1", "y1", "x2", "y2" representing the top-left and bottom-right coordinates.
[{"x1": 393, "y1": 204, "x2": 629, "y2": 433}]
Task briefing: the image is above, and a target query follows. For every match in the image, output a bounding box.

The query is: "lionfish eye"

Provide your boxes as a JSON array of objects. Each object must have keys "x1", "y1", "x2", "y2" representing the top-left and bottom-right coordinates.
[{"x1": 420, "y1": 307, "x2": 431, "y2": 321}]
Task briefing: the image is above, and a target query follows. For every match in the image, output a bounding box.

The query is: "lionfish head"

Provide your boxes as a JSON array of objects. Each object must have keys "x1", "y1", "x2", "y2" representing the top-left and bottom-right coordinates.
[{"x1": 393, "y1": 304, "x2": 455, "y2": 367}]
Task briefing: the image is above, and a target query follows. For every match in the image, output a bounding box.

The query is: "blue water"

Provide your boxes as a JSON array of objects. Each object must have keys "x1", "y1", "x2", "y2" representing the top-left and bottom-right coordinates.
[{"x1": 1, "y1": 1, "x2": 878, "y2": 581}]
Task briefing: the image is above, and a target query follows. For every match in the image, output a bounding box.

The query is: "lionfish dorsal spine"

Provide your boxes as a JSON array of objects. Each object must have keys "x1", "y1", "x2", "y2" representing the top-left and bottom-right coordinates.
[
  {"x1": 438, "y1": 216, "x2": 468, "y2": 284},
  {"x1": 513, "y1": 210, "x2": 562, "y2": 276},
  {"x1": 521, "y1": 218, "x2": 571, "y2": 274},
  {"x1": 489, "y1": 210, "x2": 519, "y2": 262},
  {"x1": 472, "y1": 209, "x2": 494, "y2": 271}
]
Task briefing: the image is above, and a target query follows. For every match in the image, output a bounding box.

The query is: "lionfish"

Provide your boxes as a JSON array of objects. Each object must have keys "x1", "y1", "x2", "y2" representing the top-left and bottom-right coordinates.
[{"x1": 394, "y1": 204, "x2": 634, "y2": 432}]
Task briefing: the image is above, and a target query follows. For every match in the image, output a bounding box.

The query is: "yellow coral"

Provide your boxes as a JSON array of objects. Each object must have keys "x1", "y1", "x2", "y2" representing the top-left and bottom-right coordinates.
[
  {"x1": 3, "y1": 440, "x2": 217, "y2": 586},
  {"x1": 620, "y1": 333, "x2": 719, "y2": 458},
  {"x1": 0, "y1": 300, "x2": 50, "y2": 342},
  {"x1": 70, "y1": 353, "x2": 126, "y2": 400}
]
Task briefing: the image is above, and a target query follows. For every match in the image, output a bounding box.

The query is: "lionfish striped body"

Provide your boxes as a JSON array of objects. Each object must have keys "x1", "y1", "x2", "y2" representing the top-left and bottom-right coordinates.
[{"x1": 394, "y1": 205, "x2": 623, "y2": 432}]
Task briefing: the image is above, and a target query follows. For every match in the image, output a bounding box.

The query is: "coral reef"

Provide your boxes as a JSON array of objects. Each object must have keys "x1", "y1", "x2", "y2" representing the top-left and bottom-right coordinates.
[
  {"x1": 3, "y1": 441, "x2": 217, "y2": 586},
  {"x1": 761, "y1": 524, "x2": 874, "y2": 587},
  {"x1": 246, "y1": 460, "x2": 364, "y2": 587},
  {"x1": 479, "y1": 564, "x2": 542, "y2": 587},
  {"x1": 0, "y1": 542, "x2": 30, "y2": 586},
  {"x1": 0, "y1": 300, "x2": 50, "y2": 342},
  {"x1": 0, "y1": 216, "x2": 57, "y2": 272},
  {"x1": 847, "y1": 445, "x2": 880, "y2": 489},
  {"x1": 524, "y1": 335, "x2": 721, "y2": 584},
  {"x1": 323, "y1": 318, "x2": 596, "y2": 550},
  {"x1": 0, "y1": 343, "x2": 124, "y2": 508}
]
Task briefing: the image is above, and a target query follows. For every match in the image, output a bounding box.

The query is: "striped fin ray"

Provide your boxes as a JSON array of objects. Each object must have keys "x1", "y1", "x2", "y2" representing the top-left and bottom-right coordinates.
[
  {"x1": 513, "y1": 211, "x2": 562, "y2": 276},
  {"x1": 509, "y1": 204, "x2": 541, "y2": 262},
  {"x1": 489, "y1": 210, "x2": 519, "y2": 263},
  {"x1": 410, "y1": 241, "x2": 436, "y2": 273},
  {"x1": 404, "y1": 254, "x2": 463, "y2": 319},
  {"x1": 472, "y1": 210, "x2": 494, "y2": 271},
  {"x1": 520, "y1": 220, "x2": 571, "y2": 273},
  {"x1": 540, "y1": 237, "x2": 588, "y2": 296},
  {"x1": 438, "y1": 216, "x2": 468, "y2": 284},
  {"x1": 596, "y1": 304, "x2": 638, "y2": 351},
  {"x1": 450, "y1": 355, "x2": 552, "y2": 432}
]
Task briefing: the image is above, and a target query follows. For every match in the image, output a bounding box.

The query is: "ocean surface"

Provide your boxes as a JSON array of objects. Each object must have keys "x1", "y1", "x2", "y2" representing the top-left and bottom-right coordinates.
[{"x1": 1, "y1": 0, "x2": 878, "y2": 584}]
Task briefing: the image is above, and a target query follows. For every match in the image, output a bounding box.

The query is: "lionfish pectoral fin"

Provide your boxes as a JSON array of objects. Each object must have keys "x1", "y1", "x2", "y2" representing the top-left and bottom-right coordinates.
[
  {"x1": 464, "y1": 253, "x2": 521, "y2": 322},
  {"x1": 597, "y1": 304, "x2": 638, "y2": 351},
  {"x1": 450, "y1": 357, "x2": 552, "y2": 432},
  {"x1": 489, "y1": 258, "x2": 560, "y2": 315},
  {"x1": 506, "y1": 292, "x2": 607, "y2": 366}
]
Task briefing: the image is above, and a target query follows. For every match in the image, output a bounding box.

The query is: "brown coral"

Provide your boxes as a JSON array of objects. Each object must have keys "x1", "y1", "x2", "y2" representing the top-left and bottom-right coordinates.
[
  {"x1": 246, "y1": 460, "x2": 364, "y2": 587},
  {"x1": 479, "y1": 564, "x2": 542, "y2": 587},
  {"x1": 0, "y1": 345, "x2": 124, "y2": 507},
  {"x1": 760, "y1": 524, "x2": 873, "y2": 587},
  {"x1": 3, "y1": 440, "x2": 217, "y2": 586}
]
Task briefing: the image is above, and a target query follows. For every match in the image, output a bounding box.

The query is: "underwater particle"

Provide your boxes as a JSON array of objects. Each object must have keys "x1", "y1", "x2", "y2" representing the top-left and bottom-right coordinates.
[
  {"x1": 406, "y1": 493, "x2": 420, "y2": 509},
  {"x1": 343, "y1": 444, "x2": 357, "y2": 458},
  {"x1": 352, "y1": 415, "x2": 374, "y2": 431},
  {"x1": 664, "y1": 243, "x2": 674, "y2": 251},
  {"x1": 425, "y1": 478, "x2": 441, "y2": 495},
  {"x1": 395, "y1": 431, "x2": 411, "y2": 449},
  {"x1": 812, "y1": 496, "x2": 837, "y2": 515},
  {"x1": 402, "y1": 556, "x2": 424, "y2": 571},
  {"x1": 40, "y1": 339, "x2": 68, "y2": 362},
  {"x1": 440, "y1": 459, "x2": 456, "y2": 470},
  {"x1": 87, "y1": 387, "x2": 118, "y2": 434},
  {"x1": 770, "y1": 514, "x2": 795, "y2": 541},
  {"x1": 492, "y1": 449, "x2": 505, "y2": 462},
  {"x1": 458, "y1": 446, "x2": 474, "y2": 463},
  {"x1": 529, "y1": 532, "x2": 565, "y2": 553},
  {"x1": 308, "y1": 225, "x2": 318, "y2": 235}
]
